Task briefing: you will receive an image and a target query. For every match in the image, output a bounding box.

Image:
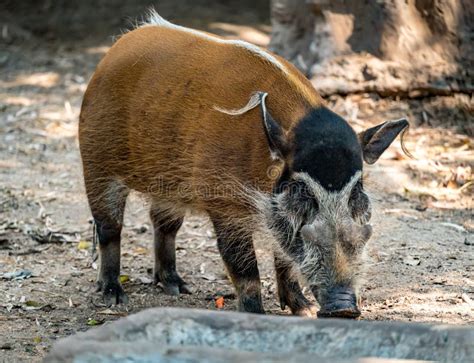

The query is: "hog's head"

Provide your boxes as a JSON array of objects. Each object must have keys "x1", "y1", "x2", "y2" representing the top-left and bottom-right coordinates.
[{"x1": 260, "y1": 94, "x2": 408, "y2": 318}]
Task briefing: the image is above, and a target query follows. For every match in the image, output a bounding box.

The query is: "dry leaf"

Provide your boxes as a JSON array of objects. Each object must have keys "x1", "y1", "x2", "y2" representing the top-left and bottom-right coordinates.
[
  {"x1": 138, "y1": 276, "x2": 153, "y2": 284},
  {"x1": 77, "y1": 240, "x2": 91, "y2": 250},
  {"x1": 441, "y1": 222, "x2": 466, "y2": 233},
  {"x1": 215, "y1": 296, "x2": 224, "y2": 309},
  {"x1": 461, "y1": 293, "x2": 473, "y2": 306},
  {"x1": 87, "y1": 318, "x2": 103, "y2": 326},
  {"x1": 33, "y1": 336, "x2": 42, "y2": 344},
  {"x1": 404, "y1": 256, "x2": 421, "y2": 266},
  {"x1": 2, "y1": 270, "x2": 32, "y2": 280},
  {"x1": 98, "y1": 309, "x2": 121, "y2": 315}
]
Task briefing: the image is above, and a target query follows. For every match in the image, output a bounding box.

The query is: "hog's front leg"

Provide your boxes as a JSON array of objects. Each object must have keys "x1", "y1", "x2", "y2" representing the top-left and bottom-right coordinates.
[
  {"x1": 211, "y1": 217, "x2": 264, "y2": 314},
  {"x1": 274, "y1": 253, "x2": 316, "y2": 317}
]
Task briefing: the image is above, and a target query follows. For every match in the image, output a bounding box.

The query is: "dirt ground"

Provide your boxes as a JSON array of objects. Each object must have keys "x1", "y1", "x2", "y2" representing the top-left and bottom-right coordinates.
[{"x1": 1, "y1": 1, "x2": 473, "y2": 361}]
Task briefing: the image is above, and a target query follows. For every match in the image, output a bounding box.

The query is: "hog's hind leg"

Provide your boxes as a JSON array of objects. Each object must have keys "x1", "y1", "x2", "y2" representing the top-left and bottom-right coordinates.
[
  {"x1": 149, "y1": 203, "x2": 191, "y2": 295},
  {"x1": 86, "y1": 178, "x2": 129, "y2": 306},
  {"x1": 211, "y1": 216, "x2": 264, "y2": 314},
  {"x1": 275, "y1": 253, "x2": 316, "y2": 317}
]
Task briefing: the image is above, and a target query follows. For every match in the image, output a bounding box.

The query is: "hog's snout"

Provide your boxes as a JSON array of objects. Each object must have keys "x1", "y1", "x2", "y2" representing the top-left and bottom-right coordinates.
[
  {"x1": 316, "y1": 285, "x2": 360, "y2": 319},
  {"x1": 300, "y1": 221, "x2": 366, "y2": 319}
]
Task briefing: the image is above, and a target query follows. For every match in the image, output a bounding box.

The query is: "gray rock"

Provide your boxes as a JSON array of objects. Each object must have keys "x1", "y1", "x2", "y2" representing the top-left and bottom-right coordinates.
[{"x1": 46, "y1": 308, "x2": 474, "y2": 363}]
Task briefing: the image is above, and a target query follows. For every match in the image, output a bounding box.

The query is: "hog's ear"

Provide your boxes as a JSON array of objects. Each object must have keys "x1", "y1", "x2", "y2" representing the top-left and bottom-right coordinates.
[
  {"x1": 358, "y1": 118, "x2": 409, "y2": 164},
  {"x1": 259, "y1": 92, "x2": 288, "y2": 160}
]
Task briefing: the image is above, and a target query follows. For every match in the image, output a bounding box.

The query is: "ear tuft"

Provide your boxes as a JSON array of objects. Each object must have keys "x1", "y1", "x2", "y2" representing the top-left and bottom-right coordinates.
[
  {"x1": 358, "y1": 118, "x2": 410, "y2": 164},
  {"x1": 259, "y1": 93, "x2": 288, "y2": 160}
]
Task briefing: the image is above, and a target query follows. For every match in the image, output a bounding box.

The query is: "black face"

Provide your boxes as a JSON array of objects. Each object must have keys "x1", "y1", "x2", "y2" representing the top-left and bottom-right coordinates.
[
  {"x1": 266, "y1": 107, "x2": 370, "y2": 318},
  {"x1": 269, "y1": 106, "x2": 367, "y2": 258},
  {"x1": 292, "y1": 107, "x2": 363, "y2": 191},
  {"x1": 259, "y1": 96, "x2": 408, "y2": 318}
]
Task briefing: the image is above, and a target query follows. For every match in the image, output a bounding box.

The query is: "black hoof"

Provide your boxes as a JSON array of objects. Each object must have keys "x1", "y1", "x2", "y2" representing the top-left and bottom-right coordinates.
[
  {"x1": 239, "y1": 295, "x2": 265, "y2": 314},
  {"x1": 279, "y1": 285, "x2": 316, "y2": 317},
  {"x1": 100, "y1": 282, "x2": 128, "y2": 306},
  {"x1": 156, "y1": 271, "x2": 192, "y2": 296}
]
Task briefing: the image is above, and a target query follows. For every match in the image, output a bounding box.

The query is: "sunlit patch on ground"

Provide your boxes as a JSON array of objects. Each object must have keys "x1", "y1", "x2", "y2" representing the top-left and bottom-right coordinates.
[{"x1": 208, "y1": 22, "x2": 271, "y2": 45}]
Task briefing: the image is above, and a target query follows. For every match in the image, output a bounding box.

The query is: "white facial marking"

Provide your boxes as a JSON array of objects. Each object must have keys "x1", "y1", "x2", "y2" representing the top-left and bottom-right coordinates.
[{"x1": 293, "y1": 171, "x2": 362, "y2": 224}]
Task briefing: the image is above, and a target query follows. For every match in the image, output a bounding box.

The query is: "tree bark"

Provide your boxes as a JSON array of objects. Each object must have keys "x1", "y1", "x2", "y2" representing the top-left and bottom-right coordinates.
[{"x1": 269, "y1": 0, "x2": 473, "y2": 97}]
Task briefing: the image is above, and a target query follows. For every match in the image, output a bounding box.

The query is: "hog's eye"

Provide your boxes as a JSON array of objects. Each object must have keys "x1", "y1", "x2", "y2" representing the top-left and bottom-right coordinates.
[
  {"x1": 288, "y1": 181, "x2": 319, "y2": 217},
  {"x1": 349, "y1": 181, "x2": 371, "y2": 223},
  {"x1": 290, "y1": 180, "x2": 315, "y2": 200}
]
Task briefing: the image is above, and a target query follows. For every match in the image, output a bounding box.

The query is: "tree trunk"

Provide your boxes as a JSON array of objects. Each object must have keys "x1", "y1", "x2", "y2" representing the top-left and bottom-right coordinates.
[{"x1": 269, "y1": 0, "x2": 473, "y2": 97}]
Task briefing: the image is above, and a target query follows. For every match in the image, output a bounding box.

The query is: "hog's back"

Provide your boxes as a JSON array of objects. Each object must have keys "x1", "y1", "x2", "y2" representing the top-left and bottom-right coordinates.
[{"x1": 79, "y1": 25, "x2": 318, "y2": 211}]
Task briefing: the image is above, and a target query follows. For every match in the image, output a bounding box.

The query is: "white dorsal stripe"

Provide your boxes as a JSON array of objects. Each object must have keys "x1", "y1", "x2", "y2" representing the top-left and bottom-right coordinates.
[
  {"x1": 213, "y1": 91, "x2": 267, "y2": 116},
  {"x1": 140, "y1": 9, "x2": 288, "y2": 74}
]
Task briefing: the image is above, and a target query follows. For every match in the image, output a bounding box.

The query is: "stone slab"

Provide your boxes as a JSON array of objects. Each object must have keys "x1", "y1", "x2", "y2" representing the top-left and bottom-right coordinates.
[{"x1": 45, "y1": 308, "x2": 474, "y2": 363}]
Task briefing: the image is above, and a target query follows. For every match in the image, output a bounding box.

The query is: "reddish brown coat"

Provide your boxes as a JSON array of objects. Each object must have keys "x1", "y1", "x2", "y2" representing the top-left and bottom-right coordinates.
[{"x1": 79, "y1": 22, "x2": 323, "y2": 222}]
